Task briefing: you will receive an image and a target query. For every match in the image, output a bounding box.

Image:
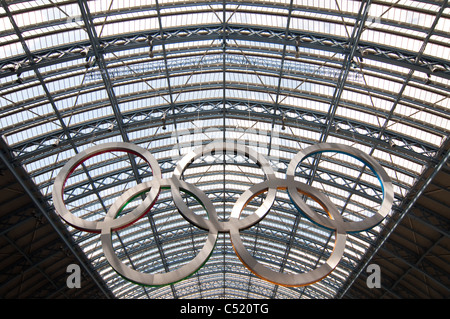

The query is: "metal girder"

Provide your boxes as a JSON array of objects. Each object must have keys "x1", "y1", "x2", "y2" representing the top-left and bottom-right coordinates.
[
  {"x1": 380, "y1": 236, "x2": 449, "y2": 297},
  {"x1": 409, "y1": 204, "x2": 450, "y2": 237},
  {"x1": 77, "y1": 0, "x2": 179, "y2": 299},
  {"x1": 306, "y1": 0, "x2": 371, "y2": 190},
  {"x1": 347, "y1": 235, "x2": 448, "y2": 298},
  {"x1": 3, "y1": 0, "x2": 447, "y2": 42},
  {"x1": 9, "y1": 99, "x2": 438, "y2": 169},
  {"x1": 321, "y1": 0, "x2": 372, "y2": 144},
  {"x1": 2, "y1": 55, "x2": 448, "y2": 154},
  {"x1": 3, "y1": 64, "x2": 448, "y2": 142},
  {"x1": 0, "y1": 1, "x2": 112, "y2": 299},
  {"x1": 147, "y1": 213, "x2": 178, "y2": 298},
  {"x1": 338, "y1": 135, "x2": 450, "y2": 298},
  {"x1": 221, "y1": 6, "x2": 228, "y2": 297},
  {"x1": 152, "y1": 274, "x2": 274, "y2": 299},
  {"x1": 1, "y1": 232, "x2": 65, "y2": 296},
  {"x1": 372, "y1": 0, "x2": 449, "y2": 156},
  {"x1": 267, "y1": 0, "x2": 295, "y2": 156},
  {"x1": 76, "y1": 0, "x2": 142, "y2": 186},
  {"x1": 2, "y1": 24, "x2": 450, "y2": 82},
  {"x1": 76, "y1": 0, "x2": 128, "y2": 142},
  {"x1": 337, "y1": 0, "x2": 450, "y2": 297},
  {"x1": 0, "y1": 0, "x2": 118, "y2": 248},
  {"x1": 0, "y1": 141, "x2": 112, "y2": 298},
  {"x1": 4, "y1": 74, "x2": 445, "y2": 143},
  {"x1": 3, "y1": 64, "x2": 447, "y2": 127},
  {"x1": 154, "y1": 0, "x2": 181, "y2": 159}
]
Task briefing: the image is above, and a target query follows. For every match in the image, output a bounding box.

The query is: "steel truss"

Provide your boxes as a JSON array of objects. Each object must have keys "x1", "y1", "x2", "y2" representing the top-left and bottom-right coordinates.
[{"x1": 7, "y1": 99, "x2": 438, "y2": 170}]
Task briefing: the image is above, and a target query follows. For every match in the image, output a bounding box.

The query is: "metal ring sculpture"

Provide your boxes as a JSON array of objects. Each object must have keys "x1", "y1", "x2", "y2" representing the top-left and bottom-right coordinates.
[{"x1": 53, "y1": 141, "x2": 393, "y2": 287}]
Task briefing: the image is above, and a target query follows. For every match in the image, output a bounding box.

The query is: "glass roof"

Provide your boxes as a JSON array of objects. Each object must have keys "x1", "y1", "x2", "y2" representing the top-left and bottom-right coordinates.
[{"x1": 1, "y1": 0, "x2": 449, "y2": 299}]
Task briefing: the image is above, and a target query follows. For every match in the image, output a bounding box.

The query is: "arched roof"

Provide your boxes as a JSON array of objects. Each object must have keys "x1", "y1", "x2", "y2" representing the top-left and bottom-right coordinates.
[{"x1": 0, "y1": 0, "x2": 449, "y2": 299}]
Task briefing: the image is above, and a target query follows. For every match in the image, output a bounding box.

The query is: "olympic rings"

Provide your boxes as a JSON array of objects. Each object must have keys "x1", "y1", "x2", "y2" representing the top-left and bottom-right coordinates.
[
  {"x1": 228, "y1": 177, "x2": 347, "y2": 287},
  {"x1": 101, "y1": 178, "x2": 218, "y2": 286},
  {"x1": 172, "y1": 142, "x2": 278, "y2": 233},
  {"x1": 52, "y1": 141, "x2": 393, "y2": 287},
  {"x1": 286, "y1": 143, "x2": 394, "y2": 233},
  {"x1": 52, "y1": 142, "x2": 162, "y2": 233}
]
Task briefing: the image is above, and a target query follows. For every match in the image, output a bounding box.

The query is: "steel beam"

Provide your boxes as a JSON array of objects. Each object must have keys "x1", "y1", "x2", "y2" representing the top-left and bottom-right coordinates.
[
  {"x1": 338, "y1": 136, "x2": 450, "y2": 298},
  {"x1": 267, "y1": 0, "x2": 295, "y2": 157},
  {"x1": 10, "y1": 99, "x2": 437, "y2": 167},
  {"x1": 338, "y1": 0, "x2": 449, "y2": 298},
  {"x1": 0, "y1": 141, "x2": 112, "y2": 298},
  {"x1": 2, "y1": 25, "x2": 450, "y2": 81}
]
